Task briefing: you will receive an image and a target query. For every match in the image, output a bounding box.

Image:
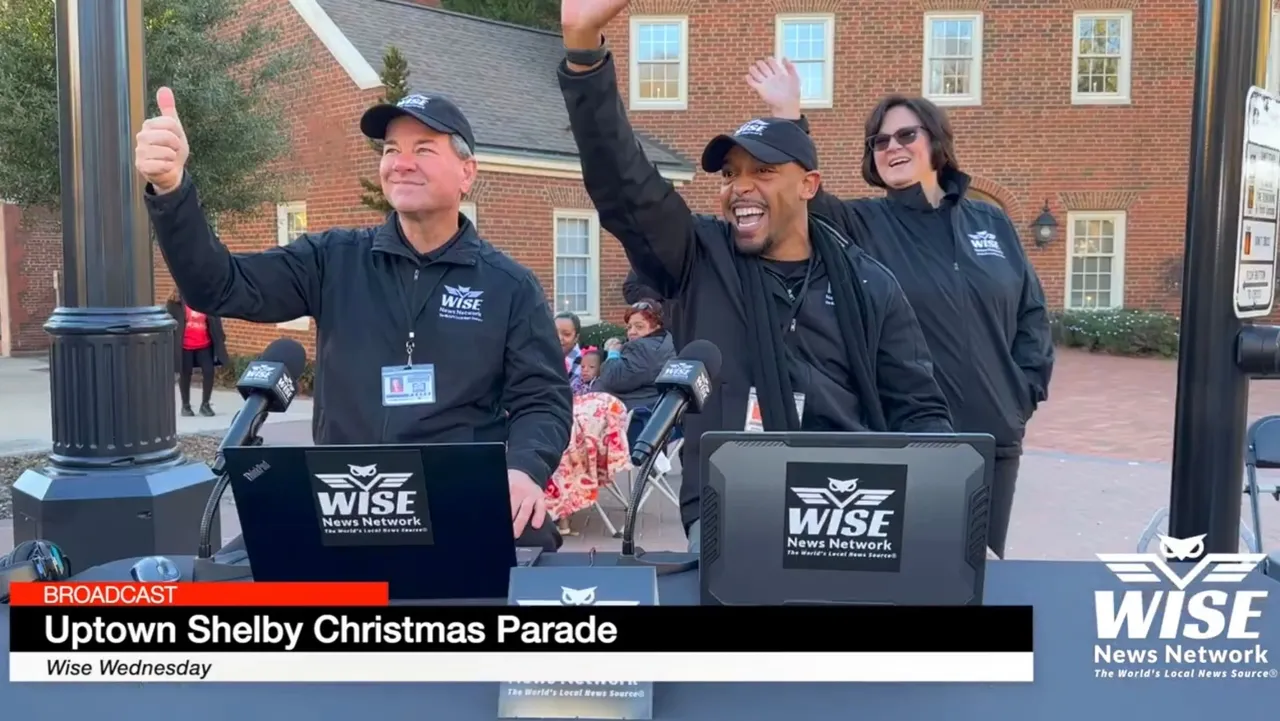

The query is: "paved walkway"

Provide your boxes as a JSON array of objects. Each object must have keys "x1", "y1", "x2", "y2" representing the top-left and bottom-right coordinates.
[
  {"x1": 2, "y1": 349, "x2": 1279, "y2": 560},
  {"x1": 0, "y1": 356, "x2": 313, "y2": 455}
]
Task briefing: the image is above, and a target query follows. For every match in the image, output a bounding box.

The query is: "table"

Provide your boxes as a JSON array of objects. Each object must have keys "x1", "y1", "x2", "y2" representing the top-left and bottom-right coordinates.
[{"x1": 2, "y1": 554, "x2": 1274, "y2": 720}]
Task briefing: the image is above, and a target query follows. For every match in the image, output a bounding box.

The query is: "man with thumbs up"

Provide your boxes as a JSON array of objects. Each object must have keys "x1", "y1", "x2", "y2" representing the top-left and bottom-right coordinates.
[{"x1": 136, "y1": 87, "x2": 572, "y2": 550}]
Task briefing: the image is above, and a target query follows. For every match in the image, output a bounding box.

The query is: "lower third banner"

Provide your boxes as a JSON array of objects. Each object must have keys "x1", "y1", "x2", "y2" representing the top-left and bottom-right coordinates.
[{"x1": 7, "y1": 605, "x2": 1034, "y2": 683}]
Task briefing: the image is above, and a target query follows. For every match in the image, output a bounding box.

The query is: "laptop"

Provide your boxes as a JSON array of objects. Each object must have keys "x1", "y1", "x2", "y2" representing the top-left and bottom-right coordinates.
[
  {"x1": 698, "y1": 431, "x2": 996, "y2": 606},
  {"x1": 222, "y1": 443, "x2": 516, "y2": 600}
]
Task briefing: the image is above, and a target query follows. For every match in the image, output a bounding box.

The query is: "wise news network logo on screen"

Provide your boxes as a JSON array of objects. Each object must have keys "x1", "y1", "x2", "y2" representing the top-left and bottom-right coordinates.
[{"x1": 1093, "y1": 534, "x2": 1275, "y2": 680}]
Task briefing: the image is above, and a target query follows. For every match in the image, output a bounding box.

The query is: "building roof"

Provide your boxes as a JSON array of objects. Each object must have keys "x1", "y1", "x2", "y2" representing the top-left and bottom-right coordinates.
[{"x1": 313, "y1": 0, "x2": 691, "y2": 170}]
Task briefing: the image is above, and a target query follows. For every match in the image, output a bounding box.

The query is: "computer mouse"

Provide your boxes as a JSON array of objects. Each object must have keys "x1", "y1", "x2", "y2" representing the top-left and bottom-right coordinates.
[{"x1": 130, "y1": 556, "x2": 181, "y2": 582}]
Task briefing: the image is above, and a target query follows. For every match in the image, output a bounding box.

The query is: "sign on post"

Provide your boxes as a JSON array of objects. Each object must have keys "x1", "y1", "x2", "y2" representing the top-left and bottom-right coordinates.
[{"x1": 1234, "y1": 87, "x2": 1280, "y2": 318}]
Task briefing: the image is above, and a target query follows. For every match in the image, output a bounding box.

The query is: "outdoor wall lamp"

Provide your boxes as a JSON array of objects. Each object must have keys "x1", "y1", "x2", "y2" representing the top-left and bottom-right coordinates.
[{"x1": 1031, "y1": 200, "x2": 1058, "y2": 247}]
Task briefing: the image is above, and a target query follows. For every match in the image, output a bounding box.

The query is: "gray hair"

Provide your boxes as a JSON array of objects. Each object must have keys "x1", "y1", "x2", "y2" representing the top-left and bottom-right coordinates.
[{"x1": 451, "y1": 134, "x2": 474, "y2": 161}]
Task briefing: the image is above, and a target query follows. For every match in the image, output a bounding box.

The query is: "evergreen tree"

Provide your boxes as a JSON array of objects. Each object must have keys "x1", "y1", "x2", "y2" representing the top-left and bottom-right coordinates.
[
  {"x1": 0, "y1": 0, "x2": 298, "y2": 216},
  {"x1": 441, "y1": 0, "x2": 558, "y2": 30},
  {"x1": 359, "y1": 46, "x2": 411, "y2": 213}
]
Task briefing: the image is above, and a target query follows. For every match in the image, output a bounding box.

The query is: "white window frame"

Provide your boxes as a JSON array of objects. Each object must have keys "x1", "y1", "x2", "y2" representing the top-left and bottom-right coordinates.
[
  {"x1": 460, "y1": 201, "x2": 477, "y2": 228},
  {"x1": 1065, "y1": 211, "x2": 1127, "y2": 310},
  {"x1": 774, "y1": 14, "x2": 836, "y2": 110},
  {"x1": 552, "y1": 209, "x2": 602, "y2": 324},
  {"x1": 921, "y1": 12, "x2": 984, "y2": 106},
  {"x1": 275, "y1": 201, "x2": 311, "y2": 332},
  {"x1": 1070, "y1": 10, "x2": 1133, "y2": 106},
  {"x1": 628, "y1": 16, "x2": 690, "y2": 111}
]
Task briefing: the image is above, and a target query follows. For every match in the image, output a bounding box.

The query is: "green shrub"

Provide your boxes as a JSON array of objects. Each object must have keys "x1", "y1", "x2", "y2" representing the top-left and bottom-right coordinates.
[
  {"x1": 215, "y1": 355, "x2": 316, "y2": 396},
  {"x1": 1051, "y1": 309, "x2": 1180, "y2": 358},
  {"x1": 579, "y1": 322, "x2": 626, "y2": 350}
]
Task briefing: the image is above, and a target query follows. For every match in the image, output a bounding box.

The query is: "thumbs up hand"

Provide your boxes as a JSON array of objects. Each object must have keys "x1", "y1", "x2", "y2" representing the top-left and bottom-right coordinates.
[{"x1": 135, "y1": 87, "x2": 189, "y2": 194}]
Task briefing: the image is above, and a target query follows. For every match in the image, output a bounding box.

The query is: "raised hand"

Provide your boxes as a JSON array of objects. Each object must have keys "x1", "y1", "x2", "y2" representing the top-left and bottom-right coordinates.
[
  {"x1": 746, "y1": 58, "x2": 802, "y2": 120},
  {"x1": 561, "y1": 0, "x2": 630, "y2": 48},
  {"x1": 134, "y1": 87, "x2": 189, "y2": 194}
]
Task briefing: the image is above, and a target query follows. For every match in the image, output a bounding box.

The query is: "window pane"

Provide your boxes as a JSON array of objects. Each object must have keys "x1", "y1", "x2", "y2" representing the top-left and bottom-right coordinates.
[
  {"x1": 636, "y1": 23, "x2": 681, "y2": 62},
  {"x1": 1069, "y1": 216, "x2": 1122, "y2": 309},
  {"x1": 1075, "y1": 16, "x2": 1124, "y2": 94},
  {"x1": 782, "y1": 22, "x2": 826, "y2": 61},
  {"x1": 638, "y1": 62, "x2": 681, "y2": 100},
  {"x1": 555, "y1": 218, "x2": 594, "y2": 314},
  {"x1": 794, "y1": 61, "x2": 826, "y2": 100}
]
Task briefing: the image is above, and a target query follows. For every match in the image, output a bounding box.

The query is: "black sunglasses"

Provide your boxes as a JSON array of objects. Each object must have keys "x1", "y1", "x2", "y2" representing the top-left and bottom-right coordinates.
[
  {"x1": 867, "y1": 126, "x2": 922, "y2": 152},
  {"x1": 631, "y1": 301, "x2": 654, "y2": 311}
]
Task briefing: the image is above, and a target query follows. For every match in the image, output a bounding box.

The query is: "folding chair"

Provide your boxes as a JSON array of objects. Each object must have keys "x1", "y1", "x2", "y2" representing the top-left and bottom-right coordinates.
[
  {"x1": 1136, "y1": 414, "x2": 1280, "y2": 580},
  {"x1": 1243, "y1": 415, "x2": 1280, "y2": 578}
]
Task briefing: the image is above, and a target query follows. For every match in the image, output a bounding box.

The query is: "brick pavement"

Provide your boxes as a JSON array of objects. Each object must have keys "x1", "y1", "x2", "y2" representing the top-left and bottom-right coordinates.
[{"x1": 1027, "y1": 348, "x2": 1280, "y2": 462}]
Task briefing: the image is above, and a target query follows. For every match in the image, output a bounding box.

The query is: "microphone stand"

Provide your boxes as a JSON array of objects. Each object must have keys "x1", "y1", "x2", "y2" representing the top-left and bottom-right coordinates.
[
  {"x1": 191, "y1": 421, "x2": 263, "y2": 582},
  {"x1": 618, "y1": 433, "x2": 698, "y2": 576}
]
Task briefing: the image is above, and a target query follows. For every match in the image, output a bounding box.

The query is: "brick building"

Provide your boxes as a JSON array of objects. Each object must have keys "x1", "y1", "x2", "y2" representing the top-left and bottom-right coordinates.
[{"x1": 9, "y1": 0, "x2": 1280, "y2": 358}]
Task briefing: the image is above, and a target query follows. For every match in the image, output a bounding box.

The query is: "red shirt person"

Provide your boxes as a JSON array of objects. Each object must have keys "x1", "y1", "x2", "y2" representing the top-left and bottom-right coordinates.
[{"x1": 167, "y1": 293, "x2": 229, "y2": 417}]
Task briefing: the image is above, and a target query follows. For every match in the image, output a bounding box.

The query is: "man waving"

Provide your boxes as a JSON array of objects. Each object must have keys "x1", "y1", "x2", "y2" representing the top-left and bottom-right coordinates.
[{"x1": 557, "y1": 0, "x2": 953, "y2": 550}]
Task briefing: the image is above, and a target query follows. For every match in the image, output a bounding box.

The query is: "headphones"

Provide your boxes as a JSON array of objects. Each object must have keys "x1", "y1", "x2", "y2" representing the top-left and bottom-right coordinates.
[{"x1": 0, "y1": 540, "x2": 72, "y2": 604}]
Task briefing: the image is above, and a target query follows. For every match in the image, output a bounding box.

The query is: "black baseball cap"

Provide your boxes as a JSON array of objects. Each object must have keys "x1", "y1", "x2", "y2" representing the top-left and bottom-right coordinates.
[
  {"x1": 701, "y1": 118, "x2": 818, "y2": 173},
  {"x1": 360, "y1": 93, "x2": 476, "y2": 152}
]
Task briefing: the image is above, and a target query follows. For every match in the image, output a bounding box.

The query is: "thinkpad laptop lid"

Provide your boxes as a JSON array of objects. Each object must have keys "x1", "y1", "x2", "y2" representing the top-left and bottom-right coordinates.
[
  {"x1": 699, "y1": 432, "x2": 995, "y2": 606},
  {"x1": 223, "y1": 443, "x2": 515, "y2": 600}
]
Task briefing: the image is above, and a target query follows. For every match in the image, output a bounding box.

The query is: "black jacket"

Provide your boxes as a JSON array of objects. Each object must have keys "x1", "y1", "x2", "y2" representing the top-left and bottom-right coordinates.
[
  {"x1": 622, "y1": 270, "x2": 662, "y2": 305},
  {"x1": 560, "y1": 55, "x2": 953, "y2": 530},
  {"x1": 808, "y1": 158, "x2": 1054, "y2": 456},
  {"x1": 145, "y1": 177, "x2": 572, "y2": 487},
  {"x1": 595, "y1": 329, "x2": 676, "y2": 409},
  {"x1": 166, "y1": 300, "x2": 229, "y2": 372}
]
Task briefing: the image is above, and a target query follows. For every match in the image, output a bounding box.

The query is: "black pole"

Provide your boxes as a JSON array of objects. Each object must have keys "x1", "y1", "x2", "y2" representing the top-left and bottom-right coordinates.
[
  {"x1": 10, "y1": 0, "x2": 218, "y2": 570},
  {"x1": 1169, "y1": 0, "x2": 1266, "y2": 551}
]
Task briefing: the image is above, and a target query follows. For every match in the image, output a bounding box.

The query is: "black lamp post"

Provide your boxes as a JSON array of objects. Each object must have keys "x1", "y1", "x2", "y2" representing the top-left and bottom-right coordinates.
[{"x1": 1031, "y1": 200, "x2": 1058, "y2": 247}]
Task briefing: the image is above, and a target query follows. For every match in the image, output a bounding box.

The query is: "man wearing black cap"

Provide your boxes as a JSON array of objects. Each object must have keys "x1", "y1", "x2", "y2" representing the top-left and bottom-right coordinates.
[
  {"x1": 558, "y1": 0, "x2": 954, "y2": 552},
  {"x1": 135, "y1": 86, "x2": 571, "y2": 549}
]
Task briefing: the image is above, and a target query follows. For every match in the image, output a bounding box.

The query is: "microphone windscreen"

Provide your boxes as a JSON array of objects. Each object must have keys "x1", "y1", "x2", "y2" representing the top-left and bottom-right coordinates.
[
  {"x1": 676, "y1": 340, "x2": 722, "y2": 383},
  {"x1": 258, "y1": 338, "x2": 308, "y2": 381}
]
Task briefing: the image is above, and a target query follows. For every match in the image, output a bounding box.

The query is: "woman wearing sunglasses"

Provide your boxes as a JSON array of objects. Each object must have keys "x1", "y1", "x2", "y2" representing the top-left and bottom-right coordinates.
[{"x1": 748, "y1": 57, "x2": 1055, "y2": 559}]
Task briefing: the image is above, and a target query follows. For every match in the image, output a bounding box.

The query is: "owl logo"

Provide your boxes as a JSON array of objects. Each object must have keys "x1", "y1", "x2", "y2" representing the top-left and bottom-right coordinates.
[
  {"x1": 514, "y1": 586, "x2": 641, "y2": 606},
  {"x1": 1158, "y1": 534, "x2": 1205, "y2": 561},
  {"x1": 1097, "y1": 534, "x2": 1266, "y2": 591},
  {"x1": 314, "y1": 464, "x2": 414, "y2": 493},
  {"x1": 829, "y1": 478, "x2": 857, "y2": 493},
  {"x1": 561, "y1": 586, "x2": 596, "y2": 605},
  {"x1": 789, "y1": 477, "x2": 895, "y2": 510}
]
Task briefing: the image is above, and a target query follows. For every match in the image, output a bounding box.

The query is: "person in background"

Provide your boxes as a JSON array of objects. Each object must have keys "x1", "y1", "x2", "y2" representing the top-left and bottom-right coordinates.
[
  {"x1": 555, "y1": 311, "x2": 588, "y2": 394},
  {"x1": 166, "y1": 290, "x2": 228, "y2": 417},
  {"x1": 624, "y1": 268, "x2": 680, "y2": 342},
  {"x1": 749, "y1": 57, "x2": 1054, "y2": 558},
  {"x1": 578, "y1": 347, "x2": 603, "y2": 394},
  {"x1": 595, "y1": 299, "x2": 675, "y2": 411}
]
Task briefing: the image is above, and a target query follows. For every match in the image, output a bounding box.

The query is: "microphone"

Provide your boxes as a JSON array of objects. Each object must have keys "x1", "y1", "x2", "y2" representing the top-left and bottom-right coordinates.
[
  {"x1": 620, "y1": 340, "x2": 722, "y2": 573},
  {"x1": 197, "y1": 338, "x2": 307, "y2": 560},
  {"x1": 629, "y1": 341, "x2": 721, "y2": 467}
]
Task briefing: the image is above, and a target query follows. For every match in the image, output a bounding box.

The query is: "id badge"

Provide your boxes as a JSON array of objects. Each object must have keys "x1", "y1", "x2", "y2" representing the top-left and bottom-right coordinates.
[
  {"x1": 744, "y1": 387, "x2": 806, "y2": 432},
  {"x1": 381, "y1": 364, "x2": 436, "y2": 407}
]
